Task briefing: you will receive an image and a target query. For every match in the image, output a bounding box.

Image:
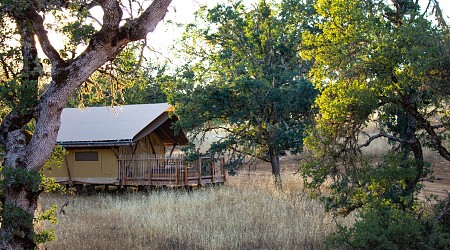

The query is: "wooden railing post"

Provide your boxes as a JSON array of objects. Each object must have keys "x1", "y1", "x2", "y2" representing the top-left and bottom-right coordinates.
[
  {"x1": 119, "y1": 159, "x2": 122, "y2": 185},
  {"x1": 211, "y1": 160, "x2": 215, "y2": 184},
  {"x1": 197, "y1": 158, "x2": 201, "y2": 185},
  {"x1": 183, "y1": 160, "x2": 188, "y2": 186},
  {"x1": 222, "y1": 157, "x2": 226, "y2": 182},
  {"x1": 175, "y1": 158, "x2": 179, "y2": 186},
  {"x1": 122, "y1": 159, "x2": 126, "y2": 186},
  {"x1": 115, "y1": 154, "x2": 226, "y2": 188},
  {"x1": 149, "y1": 157, "x2": 153, "y2": 186}
]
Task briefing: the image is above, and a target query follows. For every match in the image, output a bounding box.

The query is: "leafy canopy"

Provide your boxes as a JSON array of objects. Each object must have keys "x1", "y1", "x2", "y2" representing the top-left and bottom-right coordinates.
[
  {"x1": 301, "y1": 0, "x2": 450, "y2": 212},
  {"x1": 165, "y1": 0, "x2": 316, "y2": 181}
]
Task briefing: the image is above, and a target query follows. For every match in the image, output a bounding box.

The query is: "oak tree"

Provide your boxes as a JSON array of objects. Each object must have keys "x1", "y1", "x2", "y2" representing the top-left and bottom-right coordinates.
[
  {"x1": 301, "y1": 0, "x2": 449, "y2": 213},
  {"x1": 165, "y1": 0, "x2": 317, "y2": 188},
  {"x1": 0, "y1": 0, "x2": 172, "y2": 248}
]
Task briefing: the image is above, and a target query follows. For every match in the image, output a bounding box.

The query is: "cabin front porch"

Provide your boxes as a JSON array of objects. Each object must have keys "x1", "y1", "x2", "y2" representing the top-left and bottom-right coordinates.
[{"x1": 118, "y1": 154, "x2": 226, "y2": 187}]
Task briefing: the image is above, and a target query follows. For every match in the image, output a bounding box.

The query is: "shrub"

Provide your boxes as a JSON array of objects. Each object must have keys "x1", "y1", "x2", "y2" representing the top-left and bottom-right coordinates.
[{"x1": 327, "y1": 202, "x2": 450, "y2": 250}]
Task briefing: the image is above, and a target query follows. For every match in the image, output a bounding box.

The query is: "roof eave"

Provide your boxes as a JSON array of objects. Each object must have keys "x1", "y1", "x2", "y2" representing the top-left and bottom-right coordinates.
[{"x1": 57, "y1": 139, "x2": 134, "y2": 148}]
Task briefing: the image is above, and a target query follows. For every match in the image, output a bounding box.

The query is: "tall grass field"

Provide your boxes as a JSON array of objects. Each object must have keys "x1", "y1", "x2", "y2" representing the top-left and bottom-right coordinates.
[{"x1": 39, "y1": 174, "x2": 354, "y2": 249}]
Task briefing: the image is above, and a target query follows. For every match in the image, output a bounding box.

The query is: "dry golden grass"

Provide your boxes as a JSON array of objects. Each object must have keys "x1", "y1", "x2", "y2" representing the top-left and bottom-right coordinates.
[{"x1": 39, "y1": 173, "x2": 354, "y2": 250}]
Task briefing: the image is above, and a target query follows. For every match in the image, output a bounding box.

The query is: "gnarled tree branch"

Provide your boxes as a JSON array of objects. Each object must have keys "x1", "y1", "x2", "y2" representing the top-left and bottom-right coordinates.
[
  {"x1": 358, "y1": 130, "x2": 415, "y2": 149},
  {"x1": 401, "y1": 101, "x2": 450, "y2": 162},
  {"x1": 25, "y1": 8, "x2": 66, "y2": 67}
]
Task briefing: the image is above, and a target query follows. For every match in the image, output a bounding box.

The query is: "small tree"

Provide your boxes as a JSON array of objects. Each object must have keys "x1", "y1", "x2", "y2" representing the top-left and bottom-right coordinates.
[
  {"x1": 0, "y1": 0, "x2": 172, "y2": 248},
  {"x1": 165, "y1": 0, "x2": 317, "y2": 188}
]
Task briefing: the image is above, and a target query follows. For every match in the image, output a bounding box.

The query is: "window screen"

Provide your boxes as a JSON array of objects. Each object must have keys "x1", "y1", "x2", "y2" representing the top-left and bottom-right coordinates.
[{"x1": 75, "y1": 151, "x2": 99, "y2": 161}]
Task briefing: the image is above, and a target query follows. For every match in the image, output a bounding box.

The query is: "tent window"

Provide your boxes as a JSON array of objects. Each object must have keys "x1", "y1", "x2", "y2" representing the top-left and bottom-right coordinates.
[{"x1": 75, "y1": 151, "x2": 99, "y2": 161}]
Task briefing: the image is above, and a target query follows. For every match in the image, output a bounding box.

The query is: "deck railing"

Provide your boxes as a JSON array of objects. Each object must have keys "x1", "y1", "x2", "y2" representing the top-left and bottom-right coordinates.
[{"x1": 118, "y1": 154, "x2": 226, "y2": 186}]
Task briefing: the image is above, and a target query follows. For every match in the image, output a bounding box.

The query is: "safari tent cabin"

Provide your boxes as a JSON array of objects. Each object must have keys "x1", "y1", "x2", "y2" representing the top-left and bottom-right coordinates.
[{"x1": 44, "y1": 103, "x2": 226, "y2": 187}]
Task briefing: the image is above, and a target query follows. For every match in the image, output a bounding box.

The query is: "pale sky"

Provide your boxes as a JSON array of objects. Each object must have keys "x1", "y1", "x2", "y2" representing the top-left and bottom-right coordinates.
[
  {"x1": 146, "y1": 0, "x2": 259, "y2": 62},
  {"x1": 38, "y1": 0, "x2": 450, "y2": 64},
  {"x1": 146, "y1": 0, "x2": 450, "y2": 63}
]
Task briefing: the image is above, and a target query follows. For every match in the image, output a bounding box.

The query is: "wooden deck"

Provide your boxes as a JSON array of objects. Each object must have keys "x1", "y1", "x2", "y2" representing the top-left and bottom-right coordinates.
[{"x1": 118, "y1": 155, "x2": 226, "y2": 186}]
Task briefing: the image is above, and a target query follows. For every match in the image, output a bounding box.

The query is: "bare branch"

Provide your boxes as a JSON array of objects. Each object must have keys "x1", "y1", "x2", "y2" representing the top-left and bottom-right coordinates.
[
  {"x1": 358, "y1": 130, "x2": 415, "y2": 149},
  {"x1": 0, "y1": 56, "x2": 12, "y2": 79},
  {"x1": 119, "y1": 0, "x2": 171, "y2": 41},
  {"x1": 25, "y1": 8, "x2": 66, "y2": 66},
  {"x1": 88, "y1": 13, "x2": 103, "y2": 26},
  {"x1": 422, "y1": 0, "x2": 432, "y2": 16},
  {"x1": 358, "y1": 132, "x2": 384, "y2": 149},
  {"x1": 431, "y1": 0, "x2": 448, "y2": 28},
  {"x1": 230, "y1": 145, "x2": 268, "y2": 162}
]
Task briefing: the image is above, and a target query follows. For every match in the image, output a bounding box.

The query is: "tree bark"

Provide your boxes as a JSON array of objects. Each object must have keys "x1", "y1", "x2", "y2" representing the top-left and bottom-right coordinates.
[
  {"x1": 0, "y1": 16, "x2": 42, "y2": 249},
  {"x1": 402, "y1": 112, "x2": 424, "y2": 208},
  {"x1": 0, "y1": 1, "x2": 172, "y2": 248},
  {"x1": 268, "y1": 145, "x2": 282, "y2": 189},
  {"x1": 0, "y1": 168, "x2": 41, "y2": 249},
  {"x1": 403, "y1": 102, "x2": 450, "y2": 162}
]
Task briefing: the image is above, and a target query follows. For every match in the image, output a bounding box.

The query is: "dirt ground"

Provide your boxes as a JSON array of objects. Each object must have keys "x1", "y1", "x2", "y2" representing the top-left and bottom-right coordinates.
[
  {"x1": 421, "y1": 158, "x2": 450, "y2": 198},
  {"x1": 237, "y1": 153, "x2": 450, "y2": 199}
]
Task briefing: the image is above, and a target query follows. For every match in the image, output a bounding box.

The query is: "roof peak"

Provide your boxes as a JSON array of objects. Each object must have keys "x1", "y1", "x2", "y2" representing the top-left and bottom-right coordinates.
[{"x1": 57, "y1": 103, "x2": 174, "y2": 144}]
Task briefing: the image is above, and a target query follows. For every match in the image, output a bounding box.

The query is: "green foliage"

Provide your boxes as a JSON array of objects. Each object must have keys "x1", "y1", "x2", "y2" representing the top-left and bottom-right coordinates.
[
  {"x1": 1, "y1": 201, "x2": 34, "y2": 244},
  {"x1": 40, "y1": 145, "x2": 67, "y2": 193},
  {"x1": 42, "y1": 145, "x2": 66, "y2": 171},
  {"x1": 35, "y1": 204, "x2": 58, "y2": 224},
  {"x1": 60, "y1": 21, "x2": 95, "y2": 46},
  {"x1": 302, "y1": 152, "x2": 430, "y2": 214},
  {"x1": 34, "y1": 229, "x2": 56, "y2": 244},
  {"x1": 300, "y1": 1, "x2": 450, "y2": 248},
  {"x1": 434, "y1": 193, "x2": 450, "y2": 229},
  {"x1": 40, "y1": 176, "x2": 65, "y2": 194},
  {"x1": 0, "y1": 15, "x2": 42, "y2": 116},
  {"x1": 0, "y1": 146, "x2": 65, "y2": 245},
  {"x1": 300, "y1": 0, "x2": 450, "y2": 212},
  {"x1": 69, "y1": 44, "x2": 167, "y2": 108},
  {"x1": 327, "y1": 202, "x2": 450, "y2": 249},
  {"x1": 165, "y1": 0, "x2": 316, "y2": 175},
  {"x1": 34, "y1": 204, "x2": 58, "y2": 245},
  {"x1": 1, "y1": 166, "x2": 42, "y2": 193},
  {"x1": 1, "y1": 202, "x2": 34, "y2": 231},
  {"x1": 51, "y1": 1, "x2": 97, "y2": 59}
]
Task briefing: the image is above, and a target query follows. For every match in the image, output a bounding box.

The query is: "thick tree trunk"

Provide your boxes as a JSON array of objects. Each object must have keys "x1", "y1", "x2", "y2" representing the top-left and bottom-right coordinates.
[
  {"x1": 0, "y1": 1, "x2": 172, "y2": 248},
  {"x1": 0, "y1": 170, "x2": 41, "y2": 249},
  {"x1": 268, "y1": 145, "x2": 282, "y2": 189},
  {"x1": 0, "y1": 17, "x2": 41, "y2": 249},
  {"x1": 400, "y1": 111, "x2": 424, "y2": 208},
  {"x1": 405, "y1": 113, "x2": 424, "y2": 195}
]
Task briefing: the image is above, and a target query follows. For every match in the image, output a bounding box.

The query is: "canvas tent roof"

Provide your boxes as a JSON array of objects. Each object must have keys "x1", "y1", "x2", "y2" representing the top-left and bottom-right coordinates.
[{"x1": 56, "y1": 103, "x2": 188, "y2": 147}]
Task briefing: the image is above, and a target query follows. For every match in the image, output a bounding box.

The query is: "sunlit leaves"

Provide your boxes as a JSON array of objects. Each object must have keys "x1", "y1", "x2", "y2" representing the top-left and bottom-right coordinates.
[{"x1": 301, "y1": 0, "x2": 450, "y2": 212}]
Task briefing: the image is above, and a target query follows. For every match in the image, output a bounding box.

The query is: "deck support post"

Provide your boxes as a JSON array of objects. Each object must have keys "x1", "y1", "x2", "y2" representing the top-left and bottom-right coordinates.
[{"x1": 211, "y1": 161, "x2": 215, "y2": 184}]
